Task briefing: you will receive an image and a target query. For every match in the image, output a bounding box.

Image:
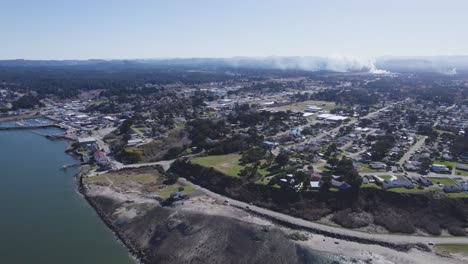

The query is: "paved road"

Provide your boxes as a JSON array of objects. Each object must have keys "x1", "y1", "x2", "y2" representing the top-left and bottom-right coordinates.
[
  {"x1": 398, "y1": 136, "x2": 428, "y2": 166},
  {"x1": 122, "y1": 151, "x2": 205, "y2": 171},
  {"x1": 178, "y1": 178, "x2": 468, "y2": 246},
  {"x1": 124, "y1": 159, "x2": 175, "y2": 171}
]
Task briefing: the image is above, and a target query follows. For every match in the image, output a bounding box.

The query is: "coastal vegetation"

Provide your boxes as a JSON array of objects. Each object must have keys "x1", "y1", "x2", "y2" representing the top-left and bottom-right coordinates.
[
  {"x1": 83, "y1": 166, "x2": 194, "y2": 198},
  {"x1": 169, "y1": 159, "x2": 468, "y2": 236},
  {"x1": 435, "y1": 243, "x2": 468, "y2": 255}
]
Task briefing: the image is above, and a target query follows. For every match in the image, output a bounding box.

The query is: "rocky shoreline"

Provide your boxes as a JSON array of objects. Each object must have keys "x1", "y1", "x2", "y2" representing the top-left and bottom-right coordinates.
[
  {"x1": 78, "y1": 178, "x2": 468, "y2": 264},
  {"x1": 76, "y1": 167, "x2": 147, "y2": 264},
  {"x1": 67, "y1": 153, "x2": 465, "y2": 264}
]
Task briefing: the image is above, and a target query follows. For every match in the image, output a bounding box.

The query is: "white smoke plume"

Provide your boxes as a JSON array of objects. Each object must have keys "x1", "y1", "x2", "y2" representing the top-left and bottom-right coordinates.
[
  {"x1": 440, "y1": 67, "x2": 457, "y2": 75},
  {"x1": 225, "y1": 55, "x2": 389, "y2": 74}
]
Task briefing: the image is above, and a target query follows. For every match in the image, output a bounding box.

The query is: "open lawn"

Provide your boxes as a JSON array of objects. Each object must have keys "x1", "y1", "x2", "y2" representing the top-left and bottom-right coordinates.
[
  {"x1": 430, "y1": 177, "x2": 456, "y2": 185},
  {"x1": 191, "y1": 153, "x2": 270, "y2": 177},
  {"x1": 132, "y1": 126, "x2": 150, "y2": 136},
  {"x1": 158, "y1": 185, "x2": 195, "y2": 199},
  {"x1": 433, "y1": 159, "x2": 457, "y2": 168},
  {"x1": 435, "y1": 129, "x2": 455, "y2": 136},
  {"x1": 455, "y1": 170, "x2": 468, "y2": 176},
  {"x1": 388, "y1": 186, "x2": 440, "y2": 193},
  {"x1": 378, "y1": 175, "x2": 394, "y2": 180},
  {"x1": 254, "y1": 179, "x2": 270, "y2": 185},
  {"x1": 435, "y1": 244, "x2": 468, "y2": 255},
  {"x1": 362, "y1": 183, "x2": 381, "y2": 189},
  {"x1": 358, "y1": 162, "x2": 381, "y2": 173},
  {"x1": 317, "y1": 166, "x2": 331, "y2": 172},
  {"x1": 191, "y1": 154, "x2": 244, "y2": 177}
]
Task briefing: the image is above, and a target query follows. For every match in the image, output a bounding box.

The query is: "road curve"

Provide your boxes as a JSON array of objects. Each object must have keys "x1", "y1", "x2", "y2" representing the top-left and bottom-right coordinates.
[{"x1": 178, "y1": 178, "x2": 468, "y2": 246}]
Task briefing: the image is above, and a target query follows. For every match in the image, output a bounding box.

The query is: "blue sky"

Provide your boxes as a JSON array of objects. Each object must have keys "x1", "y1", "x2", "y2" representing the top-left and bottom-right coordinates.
[{"x1": 1, "y1": 0, "x2": 467, "y2": 59}]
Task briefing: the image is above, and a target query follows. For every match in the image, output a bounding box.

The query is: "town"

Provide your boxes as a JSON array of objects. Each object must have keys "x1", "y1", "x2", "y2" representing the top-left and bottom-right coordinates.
[
  {"x1": 1, "y1": 65, "x2": 468, "y2": 238},
  {"x1": 1, "y1": 69, "x2": 467, "y2": 198}
]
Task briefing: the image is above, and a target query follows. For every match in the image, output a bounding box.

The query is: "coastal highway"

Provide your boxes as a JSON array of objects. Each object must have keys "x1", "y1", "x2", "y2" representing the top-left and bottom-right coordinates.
[{"x1": 178, "y1": 177, "x2": 468, "y2": 247}]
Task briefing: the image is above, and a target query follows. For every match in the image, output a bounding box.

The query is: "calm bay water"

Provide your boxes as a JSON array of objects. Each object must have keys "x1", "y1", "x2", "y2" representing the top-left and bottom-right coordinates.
[{"x1": 0, "y1": 128, "x2": 135, "y2": 264}]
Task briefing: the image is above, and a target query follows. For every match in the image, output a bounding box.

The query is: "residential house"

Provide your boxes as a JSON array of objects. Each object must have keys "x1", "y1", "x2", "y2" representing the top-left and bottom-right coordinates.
[
  {"x1": 431, "y1": 164, "x2": 450, "y2": 173},
  {"x1": 94, "y1": 151, "x2": 108, "y2": 166},
  {"x1": 443, "y1": 185, "x2": 462, "y2": 193},
  {"x1": 383, "y1": 176, "x2": 414, "y2": 189},
  {"x1": 369, "y1": 162, "x2": 387, "y2": 170},
  {"x1": 332, "y1": 180, "x2": 351, "y2": 190}
]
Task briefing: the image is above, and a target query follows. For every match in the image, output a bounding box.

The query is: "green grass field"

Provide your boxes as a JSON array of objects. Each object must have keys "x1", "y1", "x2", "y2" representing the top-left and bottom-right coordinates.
[
  {"x1": 435, "y1": 129, "x2": 455, "y2": 136},
  {"x1": 379, "y1": 175, "x2": 393, "y2": 180},
  {"x1": 254, "y1": 179, "x2": 270, "y2": 185},
  {"x1": 191, "y1": 154, "x2": 244, "y2": 177},
  {"x1": 435, "y1": 244, "x2": 468, "y2": 255},
  {"x1": 318, "y1": 166, "x2": 331, "y2": 172},
  {"x1": 455, "y1": 170, "x2": 468, "y2": 176},
  {"x1": 362, "y1": 183, "x2": 381, "y2": 189},
  {"x1": 431, "y1": 177, "x2": 456, "y2": 185},
  {"x1": 433, "y1": 159, "x2": 457, "y2": 168},
  {"x1": 358, "y1": 162, "x2": 380, "y2": 173},
  {"x1": 388, "y1": 187, "x2": 417, "y2": 193},
  {"x1": 158, "y1": 185, "x2": 195, "y2": 198},
  {"x1": 132, "y1": 127, "x2": 147, "y2": 136}
]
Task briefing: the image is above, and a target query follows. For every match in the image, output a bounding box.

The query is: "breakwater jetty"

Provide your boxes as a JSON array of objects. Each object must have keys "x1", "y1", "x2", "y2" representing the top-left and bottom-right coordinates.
[{"x1": 0, "y1": 123, "x2": 58, "y2": 130}]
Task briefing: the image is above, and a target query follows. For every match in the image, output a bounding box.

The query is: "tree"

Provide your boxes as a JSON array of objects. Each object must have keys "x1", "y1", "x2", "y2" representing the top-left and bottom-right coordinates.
[
  {"x1": 327, "y1": 156, "x2": 339, "y2": 168},
  {"x1": 359, "y1": 118, "x2": 372, "y2": 127},
  {"x1": 240, "y1": 147, "x2": 266, "y2": 164},
  {"x1": 238, "y1": 162, "x2": 260, "y2": 179},
  {"x1": 294, "y1": 170, "x2": 309, "y2": 190},
  {"x1": 11, "y1": 94, "x2": 44, "y2": 110},
  {"x1": 120, "y1": 118, "x2": 134, "y2": 134},
  {"x1": 265, "y1": 152, "x2": 275, "y2": 166},
  {"x1": 334, "y1": 157, "x2": 362, "y2": 190},
  {"x1": 275, "y1": 153, "x2": 289, "y2": 167},
  {"x1": 164, "y1": 146, "x2": 184, "y2": 160},
  {"x1": 419, "y1": 157, "x2": 432, "y2": 174},
  {"x1": 345, "y1": 170, "x2": 363, "y2": 190},
  {"x1": 118, "y1": 149, "x2": 142, "y2": 164},
  {"x1": 334, "y1": 157, "x2": 354, "y2": 176},
  {"x1": 321, "y1": 176, "x2": 332, "y2": 191},
  {"x1": 370, "y1": 135, "x2": 395, "y2": 161}
]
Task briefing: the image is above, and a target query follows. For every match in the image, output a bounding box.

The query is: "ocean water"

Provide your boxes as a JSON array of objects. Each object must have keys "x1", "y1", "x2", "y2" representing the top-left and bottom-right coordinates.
[{"x1": 0, "y1": 128, "x2": 135, "y2": 264}]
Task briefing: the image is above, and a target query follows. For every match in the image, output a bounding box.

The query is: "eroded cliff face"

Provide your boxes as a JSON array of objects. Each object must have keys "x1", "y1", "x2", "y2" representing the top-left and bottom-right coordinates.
[
  {"x1": 86, "y1": 193, "x2": 334, "y2": 264},
  {"x1": 170, "y1": 161, "x2": 468, "y2": 235}
]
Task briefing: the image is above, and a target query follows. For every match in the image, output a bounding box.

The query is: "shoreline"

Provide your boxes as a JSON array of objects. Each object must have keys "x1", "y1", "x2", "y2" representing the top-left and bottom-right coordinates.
[
  {"x1": 74, "y1": 162, "x2": 462, "y2": 264},
  {"x1": 33, "y1": 129, "x2": 464, "y2": 264},
  {"x1": 45, "y1": 129, "x2": 145, "y2": 264},
  {"x1": 83, "y1": 182, "x2": 467, "y2": 264},
  {"x1": 0, "y1": 112, "x2": 39, "y2": 122},
  {"x1": 76, "y1": 167, "x2": 146, "y2": 264}
]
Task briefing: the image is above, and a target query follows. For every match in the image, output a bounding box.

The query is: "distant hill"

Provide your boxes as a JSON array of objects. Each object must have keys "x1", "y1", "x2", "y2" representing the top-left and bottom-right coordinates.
[{"x1": 1, "y1": 56, "x2": 467, "y2": 74}]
